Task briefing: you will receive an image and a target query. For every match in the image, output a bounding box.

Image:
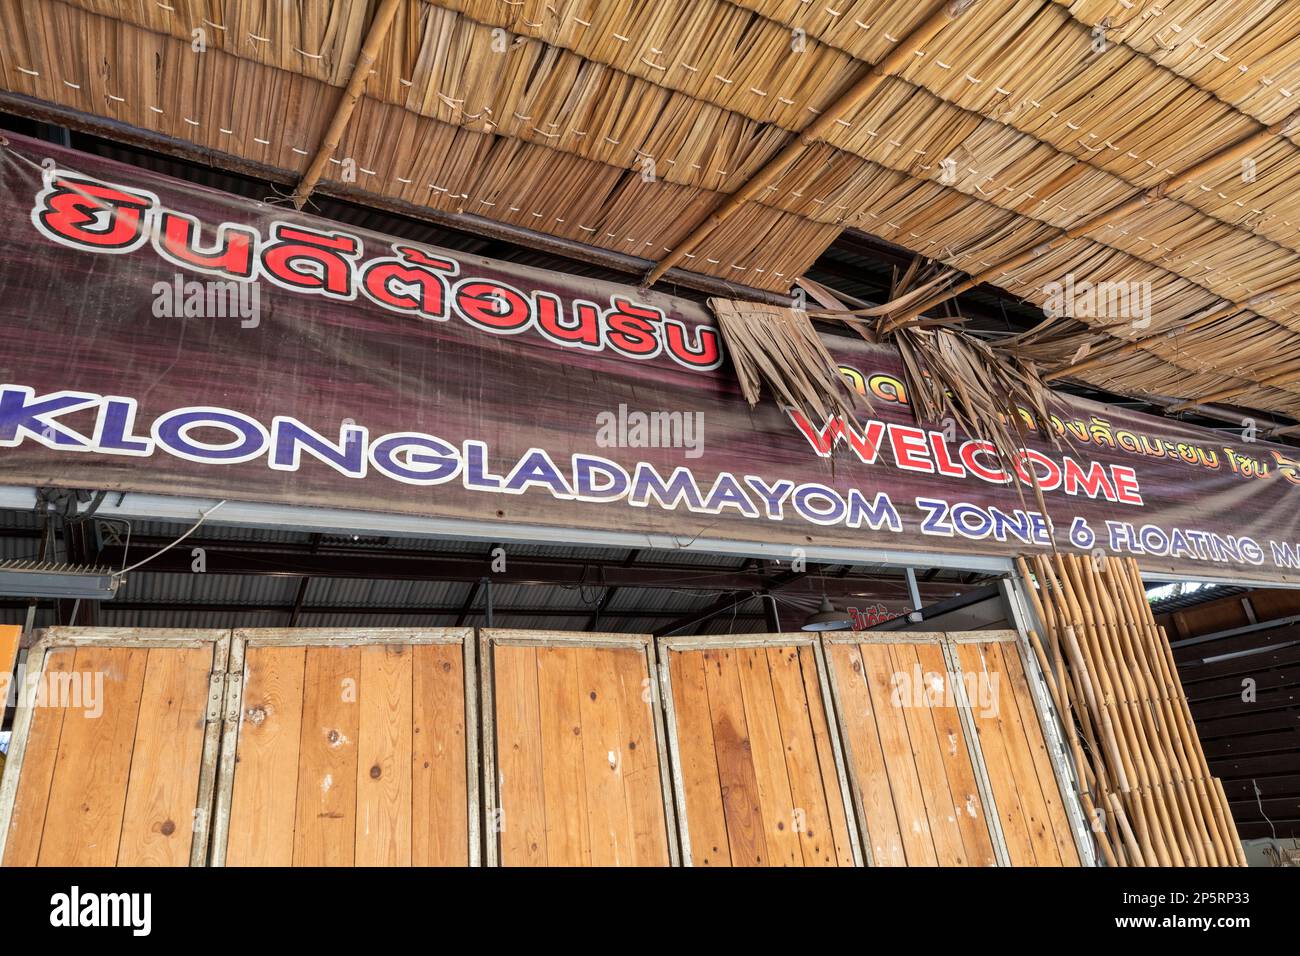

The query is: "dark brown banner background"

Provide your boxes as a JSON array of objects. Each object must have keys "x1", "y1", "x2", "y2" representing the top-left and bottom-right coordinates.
[{"x1": 2, "y1": 134, "x2": 1299, "y2": 583}]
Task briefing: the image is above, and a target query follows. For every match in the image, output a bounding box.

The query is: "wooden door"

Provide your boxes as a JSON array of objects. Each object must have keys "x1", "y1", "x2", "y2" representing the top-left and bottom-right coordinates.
[
  {"x1": 0, "y1": 628, "x2": 227, "y2": 867},
  {"x1": 953, "y1": 637, "x2": 1082, "y2": 866},
  {"x1": 482, "y1": 630, "x2": 677, "y2": 866},
  {"x1": 824, "y1": 631, "x2": 1081, "y2": 867},
  {"x1": 210, "y1": 628, "x2": 478, "y2": 866},
  {"x1": 660, "y1": 635, "x2": 859, "y2": 866}
]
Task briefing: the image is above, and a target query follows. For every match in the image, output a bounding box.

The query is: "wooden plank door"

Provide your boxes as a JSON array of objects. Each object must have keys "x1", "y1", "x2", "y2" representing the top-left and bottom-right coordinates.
[
  {"x1": 953, "y1": 637, "x2": 1082, "y2": 866},
  {"x1": 0, "y1": 627, "x2": 228, "y2": 867},
  {"x1": 211, "y1": 628, "x2": 478, "y2": 867},
  {"x1": 825, "y1": 634, "x2": 999, "y2": 866},
  {"x1": 482, "y1": 630, "x2": 677, "y2": 867},
  {"x1": 825, "y1": 631, "x2": 1081, "y2": 867},
  {"x1": 659, "y1": 635, "x2": 859, "y2": 866}
]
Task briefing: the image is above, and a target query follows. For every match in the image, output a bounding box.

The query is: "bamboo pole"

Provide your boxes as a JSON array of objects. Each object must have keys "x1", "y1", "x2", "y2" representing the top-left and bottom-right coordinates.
[
  {"x1": 1107, "y1": 561, "x2": 1228, "y2": 866},
  {"x1": 1016, "y1": 553, "x2": 1249, "y2": 866},
  {"x1": 291, "y1": 0, "x2": 403, "y2": 209},
  {"x1": 1124, "y1": 563, "x2": 1246, "y2": 865},
  {"x1": 1077, "y1": 556, "x2": 1190, "y2": 865},
  {"x1": 1023, "y1": 557, "x2": 1122, "y2": 807},
  {"x1": 641, "y1": 0, "x2": 981, "y2": 288},
  {"x1": 1101, "y1": 561, "x2": 1210, "y2": 865},
  {"x1": 1034, "y1": 558, "x2": 1127, "y2": 792},
  {"x1": 1057, "y1": 555, "x2": 1171, "y2": 865},
  {"x1": 1114, "y1": 561, "x2": 1237, "y2": 864},
  {"x1": 1040, "y1": 555, "x2": 1160, "y2": 864},
  {"x1": 1091, "y1": 558, "x2": 1198, "y2": 865}
]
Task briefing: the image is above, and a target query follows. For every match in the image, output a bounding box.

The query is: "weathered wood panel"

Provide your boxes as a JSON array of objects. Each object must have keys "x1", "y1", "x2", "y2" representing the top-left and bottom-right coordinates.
[
  {"x1": 955, "y1": 641, "x2": 1081, "y2": 867},
  {"x1": 3, "y1": 634, "x2": 220, "y2": 867},
  {"x1": 826, "y1": 636, "x2": 1048, "y2": 867},
  {"x1": 667, "y1": 641, "x2": 855, "y2": 867},
  {"x1": 488, "y1": 634, "x2": 672, "y2": 867},
  {"x1": 221, "y1": 630, "x2": 474, "y2": 867},
  {"x1": 224, "y1": 646, "x2": 306, "y2": 866}
]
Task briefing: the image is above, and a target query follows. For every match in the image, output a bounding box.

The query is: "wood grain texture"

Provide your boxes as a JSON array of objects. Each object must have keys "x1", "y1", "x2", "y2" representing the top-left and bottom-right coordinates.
[
  {"x1": 892, "y1": 644, "x2": 968, "y2": 866},
  {"x1": 610, "y1": 645, "x2": 670, "y2": 866},
  {"x1": 702, "y1": 648, "x2": 768, "y2": 865},
  {"x1": 795, "y1": 645, "x2": 856, "y2": 866},
  {"x1": 828, "y1": 642, "x2": 906, "y2": 866},
  {"x1": 763, "y1": 646, "x2": 836, "y2": 866},
  {"x1": 667, "y1": 649, "x2": 731, "y2": 866},
  {"x1": 861, "y1": 644, "x2": 939, "y2": 865},
  {"x1": 38, "y1": 646, "x2": 148, "y2": 866},
  {"x1": 535, "y1": 646, "x2": 591, "y2": 865},
  {"x1": 493, "y1": 640, "x2": 669, "y2": 867},
  {"x1": 735, "y1": 647, "x2": 802, "y2": 865},
  {"x1": 2, "y1": 647, "x2": 75, "y2": 866},
  {"x1": 667, "y1": 643, "x2": 855, "y2": 867},
  {"x1": 576, "y1": 647, "x2": 634, "y2": 866},
  {"x1": 956, "y1": 642, "x2": 1040, "y2": 866},
  {"x1": 494, "y1": 644, "x2": 547, "y2": 866},
  {"x1": 355, "y1": 644, "x2": 413, "y2": 866},
  {"x1": 292, "y1": 646, "x2": 361, "y2": 867},
  {"x1": 412, "y1": 643, "x2": 468, "y2": 866},
  {"x1": 915, "y1": 642, "x2": 996, "y2": 867},
  {"x1": 226, "y1": 645, "x2": 307, "y2": 866},
  {"x1": 117, "y1": 646, "x2": 212, "y2": 866},
  {"x1": 995, "y1": 641, "x2": 1082, "y2": 866}
]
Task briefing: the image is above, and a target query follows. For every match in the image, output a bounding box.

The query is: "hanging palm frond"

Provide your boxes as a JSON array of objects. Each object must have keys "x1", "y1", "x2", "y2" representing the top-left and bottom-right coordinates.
[
  {"x1": 874, "y1": 254, "x2": 1062, "y2": 524},
  {"x1": 894, "y1": 323, "x2": 1060, "y2": 522},
  {"x1": 708, "y1": 297, "x2": 870, "y2": 430}
]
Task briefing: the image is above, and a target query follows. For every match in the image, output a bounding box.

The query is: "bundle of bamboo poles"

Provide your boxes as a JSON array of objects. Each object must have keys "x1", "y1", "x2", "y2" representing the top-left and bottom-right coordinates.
[{"x1": 1015, "y1": 553, "x2": 1247, "y2": 867}]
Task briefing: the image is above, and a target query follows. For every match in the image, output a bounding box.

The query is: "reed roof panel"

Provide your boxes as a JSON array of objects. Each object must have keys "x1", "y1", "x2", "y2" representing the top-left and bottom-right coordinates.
[{"x1": 5, "y1": 0, "x2": 1300, "y2": 415}]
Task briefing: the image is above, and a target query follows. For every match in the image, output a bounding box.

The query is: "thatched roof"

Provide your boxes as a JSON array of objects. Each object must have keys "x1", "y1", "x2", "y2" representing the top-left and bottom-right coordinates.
[{"x1": 4, "y1": 0, "x2": 1300, "y2": 419}]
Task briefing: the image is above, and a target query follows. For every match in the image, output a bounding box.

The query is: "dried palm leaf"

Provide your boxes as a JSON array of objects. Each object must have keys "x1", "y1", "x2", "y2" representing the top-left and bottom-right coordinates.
[
  {"x1": 708, "y1": 297, "x2": 870, "y2": 430},
  {"x1": 893, "y1": 324, "x2": 1060, "y2": 527}
]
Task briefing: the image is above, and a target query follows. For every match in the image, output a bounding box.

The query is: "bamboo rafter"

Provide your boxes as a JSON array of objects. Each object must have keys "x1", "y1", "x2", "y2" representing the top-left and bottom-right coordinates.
[
  {"x1": 639, "y1": 0, "x2": 981, "y2": 288},
  {"x1": 291, "y1": 0, "x2": 402, "y2": 208}
]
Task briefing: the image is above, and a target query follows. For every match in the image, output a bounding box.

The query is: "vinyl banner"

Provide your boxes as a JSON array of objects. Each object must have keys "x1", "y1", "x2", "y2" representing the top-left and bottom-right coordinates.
[{"x1": 3, "y1": 134, "x2": 1299, "y2": 582}]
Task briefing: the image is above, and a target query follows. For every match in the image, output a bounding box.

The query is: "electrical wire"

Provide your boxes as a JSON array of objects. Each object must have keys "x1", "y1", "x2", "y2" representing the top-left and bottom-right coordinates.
[{"x1": 114, "y1": 501, "x2": 226, "y2": 577}]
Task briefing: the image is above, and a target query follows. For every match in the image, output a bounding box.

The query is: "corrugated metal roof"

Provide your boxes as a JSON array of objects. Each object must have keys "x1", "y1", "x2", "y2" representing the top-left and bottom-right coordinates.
[
  {"x1": 299, "y1": 577, "x2": 469, "y2": 610},
  {"x1": 0, "y1": 504, "x2": 990, "y2": 638},
  {"x1": 113, "y1": 572, "x2": 300, "y2": 606},
  {"x1": 96, "y1": 608, "x2": 288, "y2": 629}
]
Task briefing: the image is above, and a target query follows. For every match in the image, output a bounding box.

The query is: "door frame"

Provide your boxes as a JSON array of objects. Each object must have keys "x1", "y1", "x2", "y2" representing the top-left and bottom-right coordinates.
[
  {"x1": 0, "y1": 626, "x2": 230, "y2": 867},
  {"x1": 656, "y1": 631, "x2": 864, "y2": 866},
  {"x1": 207, "y1": 627, "x2": 479, "y2": 867}
]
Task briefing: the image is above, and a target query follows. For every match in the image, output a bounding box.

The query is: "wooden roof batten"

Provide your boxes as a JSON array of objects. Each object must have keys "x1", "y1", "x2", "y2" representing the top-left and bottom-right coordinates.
[{"x1": 639, "y1": 0, "x2": 981, "y2": 290}]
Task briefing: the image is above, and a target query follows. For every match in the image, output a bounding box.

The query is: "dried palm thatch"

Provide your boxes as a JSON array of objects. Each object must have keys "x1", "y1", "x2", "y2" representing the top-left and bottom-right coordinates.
[
  {"x1": 709, "y1": 297, "x2": 870, "y2": 430},
  {"x1": 7, "y1": 0, "x2": 1300, "y2": 421},
  {"x1": 896, "y1": 325, "x2": 1055, "y2": 453},
  {"x1": 835, "y1": 254, "x2": 1059, "y2": 526}
]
